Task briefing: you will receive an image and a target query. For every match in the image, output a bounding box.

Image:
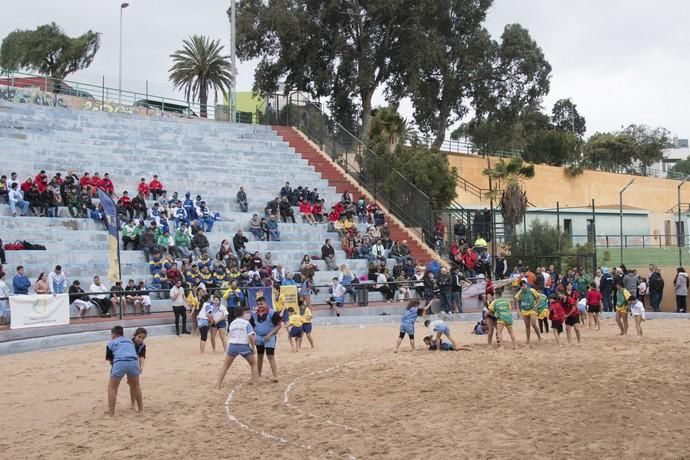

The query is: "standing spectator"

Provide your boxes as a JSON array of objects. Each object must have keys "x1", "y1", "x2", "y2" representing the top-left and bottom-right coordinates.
[
  {"x1": 0, "y1": 270, "x2": 9, "y2": 324},
  {"x1": 12, "y1": 266, "x2": 31, "y2": 294},
  {"x1": 233, "y1": 231, "x2": 249, "y2": 258},
  {"x1": 149, "y1": 175, "x2": 165, "y2": 200},
  {"x1": 280, "y1": 182, "x2": 292, "y2": 201},
  {"x1": 170, "y1": 280, "x2": 190, "y2": 335},
  {"x1": 453, "y1": 219, "x2": 467, "y2": 242},
  {"x1": 48, "y1": 265, "x2": 66, "y2": 294},
  {"x1": 321, "y1": 239, "x2": 338, "y2": 270},
  {"x1": 68, "y1": 280, "x2": 92, "y2": 319},
  {"x1": 648, "y1": 267, "x2": 664, "y2": 312},
  {"x1": 451, "y1": 266, "x2": 464, "y2": 313},
  {"x1": 674, "y1": 267, "x2": 689, "y2": 313},
  {"x1": 0, "y1": 238, "x2": 6, "y2": 265},
  {"x1": 237, "y1": 186, "x2": 248, "y2": 212},
  {"x1": 436, "y1": 266, "x2": 452, "y2": 315},
  {"x1": 34, "y1": 273, "x2": 50, "y2": 294},
  {"x1": 623, "y1": 269, "x2": 639, "y2": 299},
  {"x1": 599, "y1": 268, "x2": 614, "y2": 312},
  {"x1": 8, "y1": 183, "x2": 29, "y2": 217},
  {"x1": 89, "y1": 275, "x2": 113, "y2": 317}
]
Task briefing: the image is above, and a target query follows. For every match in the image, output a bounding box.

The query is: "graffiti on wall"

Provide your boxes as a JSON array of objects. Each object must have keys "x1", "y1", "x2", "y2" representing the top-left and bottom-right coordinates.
[{"x1": 0, "y1": 87, "x2": 70, "y2": 108}]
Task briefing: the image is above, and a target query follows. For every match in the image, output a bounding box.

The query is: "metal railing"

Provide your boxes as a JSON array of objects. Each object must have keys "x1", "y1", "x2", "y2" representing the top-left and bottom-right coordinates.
[
  {"x1": 567, "y1": 233, "x2": 683, "y2": 249},
  {"x1": 263, "y1": 92, "x2": 435, "y2": 251},
  {"x1": 0, "y1": 69, "x2": 227, "y2": 121}
]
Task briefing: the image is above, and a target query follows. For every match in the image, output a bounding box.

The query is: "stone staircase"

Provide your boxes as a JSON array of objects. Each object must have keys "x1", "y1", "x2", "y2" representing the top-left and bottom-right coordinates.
[{"x1": 0, "y1": 102, "x2": 409, "y2": 316}]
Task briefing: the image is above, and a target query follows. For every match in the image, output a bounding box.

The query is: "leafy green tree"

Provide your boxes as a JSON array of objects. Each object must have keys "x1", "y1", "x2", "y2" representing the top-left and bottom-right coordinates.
[
  {"x1": 236, "y1": 0, "x2": 412, "y2": 141},
  {"x1": 169, "y1": 35, "x2": 233, "y2": 119},
  {"x1": 523, "y1": 129, "x2": 582, "y2": 166},
  {"x1": 552, "y1": 98, "x2": 586, "y2": 137},
  {"x1": 582, "y1": 125, "x2": 668, "y2": 171},
  {"x1": 622, "y1": 124, "x2": 669, "y2": 167},
  {"x1": 392, "y1": 145, "x2": 457, "y2": 209},
  {"x1": 0, "y1": 22, "x2": 100, "y2": 83},
  {"x1": 670, "y1": 157, "x2": 690, "y2": 177},
  {"x1": 369, "y1": 106, "x2": 411, "y2": 153},
  {"x1": 483, "y1": 157, "x2": 535, "y2": 236}
]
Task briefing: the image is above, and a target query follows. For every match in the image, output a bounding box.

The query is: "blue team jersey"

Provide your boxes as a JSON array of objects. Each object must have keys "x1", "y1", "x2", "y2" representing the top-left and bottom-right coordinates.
[
  {"x1": 401, "y1": 307, "x2": 422, "y2": 325},
  {"x1": 106, "y1": 336, "x2": 138, "y2": 362}
]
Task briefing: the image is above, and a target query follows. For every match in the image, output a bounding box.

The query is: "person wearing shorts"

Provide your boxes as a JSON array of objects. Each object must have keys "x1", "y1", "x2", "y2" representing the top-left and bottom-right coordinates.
[
  {"x1": 615, "y1": 281, "x2": 632, "y2": 336},
  {"x1": 286, "y1": 307, "x2": 304, "y2": 352},
  {"x1": 585, "y1": 282, "x2": 602, "y2": 331},
  {"x1": 216, "y1": 307, "x2": 259, "y2": 388},
  {"x1": 299, "y1": 300, "x2": 315, "y2": 349},
  {"x1": 514, "y1": 280, "x2": 542, "y2": 344},
  {"x1": 561, "y1": 292, "x2": 582, "y2": 345},
  {"x1": 209, "y1": 295, "x2": 228, "y2": 353},
  {"x1": 249, "y1": 296, "x2": 282, "y2": 382},
  {"x1": 395, "y1": 300, "x2": 430, "y2": 353},
  {"x1": 105, "y1": 326, "x2": 142, "y2": 416},
  {"x1": 487, "y1": 293, "x2": 517, "y2": 349},
  {"x1": 536, "y1": 293, "x2": 549, "y2": 334},
  {"x1": 423, "y1": 319, "x2": 459, "y2": 351},
  {"x1": 548, "y1": 295, "x2": 565, "y2": 346},
  {"x1": 629, "y1": 294, "x2": 646, "y2": 336}
]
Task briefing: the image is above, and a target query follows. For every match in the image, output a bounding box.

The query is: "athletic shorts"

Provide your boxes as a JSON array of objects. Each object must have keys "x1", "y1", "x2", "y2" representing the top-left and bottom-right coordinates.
[
  {"x1": 256, "y1": 345, "x2": 275, "y2": 356},
  {"x1": 520, "y1": 309, "x2": 536, "y2": 317},
  {"x1": 616, "y1": 306, "x2": 628, "y2": 314},
  {"x1": 587, "y1": 305, "x2": 601, "y2": 313},
  {"x1": 301, "y1": 323, "x2": 313, "y2": 334},
  {"x1": 433, "y1": 324, "x2": 450, "y2": 335},
  {"x1": 255, "y1": 334, "x2": 277, "y2": 348},
  {"x1": 289, "y1": 327, "x2": 303, "y2": 338},
  {"x1": 497, "y1": 317, "x2": 513, "y2": 327},
  {"x1": 227, "y1": 343, "x2": 253, "y2": 357},
  {"x1": 199, "y1": 325, "x2": 209, "y2": 341},
  {"x1": 565, "y1": 316, "x2": 579, "y2": 327},
  {"x1": 538, "y1": 309, "x2": 549, "y2": 320},
  {"x1": 399, "y1": 322, "x2": 414, "y2": 336},
  {"x1": 551, "y1": 320, "x2": 563, "y2": 333},
  {"x1": 111, "y1": 360, "x2": 140, "y2": 379},
  {"x1": 213, "y1": 320, "x2": 227, "y2": 329}
]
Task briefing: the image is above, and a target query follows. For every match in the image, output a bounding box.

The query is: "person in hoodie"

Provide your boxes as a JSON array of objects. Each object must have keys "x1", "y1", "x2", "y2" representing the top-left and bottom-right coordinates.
[
  {"x1": 182, "y1": 192, "x2": 196, "y2": 220},
  {"x1": 48, "y1": 265, "x2": 67, "y2": 294},
  {"x1": 674, "y1": 267, "x2": 689, "y2": 313}
]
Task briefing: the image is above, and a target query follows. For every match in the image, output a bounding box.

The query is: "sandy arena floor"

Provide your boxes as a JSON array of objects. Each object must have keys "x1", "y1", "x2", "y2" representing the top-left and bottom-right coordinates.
[{"x1": 1, "y1": 318, "x2": 690, "y2": 459}]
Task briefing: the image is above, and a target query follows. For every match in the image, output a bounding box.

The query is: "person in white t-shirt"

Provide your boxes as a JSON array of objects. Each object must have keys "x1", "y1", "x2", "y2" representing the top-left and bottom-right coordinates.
[
  {"x1": 629, "y1": 294, "x2": 646, "y2": 336},
  {"x1": 216, "y1": 306, "x2": 259, "y2": 388},
  {"x1": 423, "y1": 318, "x2": 459, "y2": 351}
]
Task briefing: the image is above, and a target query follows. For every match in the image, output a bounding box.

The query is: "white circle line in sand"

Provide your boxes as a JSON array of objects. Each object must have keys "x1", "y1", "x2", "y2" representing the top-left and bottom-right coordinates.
[
  {"x1": 224, "y1": 382, "x2": 308, "y2": 448},
  {"x1": 283, "y1": 358, "x2": 381, "y2": 434}
]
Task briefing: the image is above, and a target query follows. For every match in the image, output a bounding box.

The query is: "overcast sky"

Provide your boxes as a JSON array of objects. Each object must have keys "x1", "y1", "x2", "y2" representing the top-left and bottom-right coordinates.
[{"x1": 1, "y1": 0, "x2": 688, "y2": 137}]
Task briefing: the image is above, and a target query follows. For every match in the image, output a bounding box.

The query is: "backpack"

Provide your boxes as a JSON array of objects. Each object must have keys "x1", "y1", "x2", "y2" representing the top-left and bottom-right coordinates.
[{"x1": 4, "y1": 240, "x2": 25, "y2": 250}]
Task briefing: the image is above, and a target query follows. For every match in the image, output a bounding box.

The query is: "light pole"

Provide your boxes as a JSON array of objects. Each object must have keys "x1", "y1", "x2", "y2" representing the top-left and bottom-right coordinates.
[
  {"x1": 677, "y1": 175, "x2": 690, "y2": 266},
  {"x1": 118, "y1": 2, "x2": 129, "y2": 104},
  {"x1": 227, "y1": 1, "x2": 237, "y2": 123},
  {"x1": 619, "y1": 179, "x2": 635, "y2": 266}
]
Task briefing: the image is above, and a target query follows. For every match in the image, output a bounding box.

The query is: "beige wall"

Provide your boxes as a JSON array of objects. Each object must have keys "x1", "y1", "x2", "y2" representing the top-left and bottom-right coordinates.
[
  {"x1": 449, "y1": 154, "x2": 690, "y2": 213},
  {"x1": 631, "y1": 266, "x2": 679, "y2": 313}
]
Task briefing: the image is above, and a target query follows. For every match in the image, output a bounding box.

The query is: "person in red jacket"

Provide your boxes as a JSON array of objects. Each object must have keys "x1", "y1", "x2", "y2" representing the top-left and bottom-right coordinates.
[
  {"x1": 79, "y1": 172, "x2": 91, "y2": 188},
  {"x1": 117, "y1": 191, "x2": 133, "y2": 220},
  {"x1": 585, "y1": 282, "x2": 602, "y2": 331},
  {"x1": 548, "y1": 294, "x2": 565, "y2": 346},
  {"x1": 102, "y1": 173, "x2": 115, "y2": 195},
  {"x1": 90, "y1": 172, "x2": 103, "y2": 196},
  {"x1": 149, "y1": 175, "x2": 165, "y2": 200},
  {"x1": 298, "y1": 198, "x2": 315, "y2": 224},
  {"x1": 34, "y1": 170, "x2": 48, "y2": 193},
  {"x1": 137, "y1": 178, "x2": 150, "y2": 199},
  {"x1": 20, "y1": 177, "x2": 33, "y2": 194},
  {"x1": 560, "y1": 288, "x2": 581, "y2": 345}
]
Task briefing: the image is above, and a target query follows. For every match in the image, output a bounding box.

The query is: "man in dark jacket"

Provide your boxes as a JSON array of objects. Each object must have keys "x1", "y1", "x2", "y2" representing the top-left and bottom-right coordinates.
[
  {"x1": 648, "y1": 268, "x2": 664, "y2": 312},
  {"x1": 436, "y1": 266, "x2": 452, "y2": 315},
  {"x1": 599, "y1": 268, "x2": 615, "y2": 312},
  {"x1": 191, "y1": 229, "x2": 210, "y2": 258},
  {"x1": 140, "y1": 224, "x2": 157, "y2": 262},
  {"x1": 233, "y1": 231, "x2": 249, "y2": 258},
  {"x1": 321, "y1": 239, "x2": 337, "y2": 270},
  {"x1": 279, "y1": 197, "x2": 296, "y2": 223},
  {"x1": 236, "y1": 186, "x2": 248, "y2": 212},
  {"x1": 450, "y1": 266, "x2": 464, "y2": 313}
]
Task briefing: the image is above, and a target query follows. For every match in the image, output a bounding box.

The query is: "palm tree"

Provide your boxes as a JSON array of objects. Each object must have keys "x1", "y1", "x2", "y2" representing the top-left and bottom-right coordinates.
[
  {"x1": 169, "y1": 35, "x2": 233, "y2": 119},
  {"x1": 483, "y1": 156, "x2": 535, "y2": 236},
  {"x1": 369, "y1": 107, "x2": 411, "y2": 153}
]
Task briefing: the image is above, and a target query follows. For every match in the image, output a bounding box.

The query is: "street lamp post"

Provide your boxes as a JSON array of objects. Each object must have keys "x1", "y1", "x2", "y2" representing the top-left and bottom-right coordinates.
[
  {"x1": 226, "y1": 1, "x2": 238, "y2": 123},
  {"x1": 118, "y1": 3, "x2": 130, "y2": 104},
  {"x1": 677, "y1": 175, "x2": 690, "y2": 266},
  {"x1": 619, "y1": 179, "x2": 635, "y2": 266}
]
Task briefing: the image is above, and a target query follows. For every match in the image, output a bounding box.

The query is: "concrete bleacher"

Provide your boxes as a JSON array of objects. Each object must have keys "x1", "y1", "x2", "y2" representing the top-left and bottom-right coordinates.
[{"x1": 0, "y1": 102, "x2": 400, "y2": 316}]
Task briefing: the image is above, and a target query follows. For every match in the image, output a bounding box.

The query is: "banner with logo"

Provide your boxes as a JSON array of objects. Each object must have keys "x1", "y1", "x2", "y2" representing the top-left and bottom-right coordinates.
[
  {"x1": 10, "y1": 294, "x2": 70, "y2": 329},
  {"x1": 280, "y1": 285, "x2": 299, "y2": 310},
  {"x1": 247, "y1": 287, "x2": 274, "y2": 309}
]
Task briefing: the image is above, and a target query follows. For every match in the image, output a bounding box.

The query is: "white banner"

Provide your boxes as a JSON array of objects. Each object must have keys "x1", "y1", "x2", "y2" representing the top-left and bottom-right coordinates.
[{"x1": 10, "y1": 294, "x2": 71, "y2": 329}]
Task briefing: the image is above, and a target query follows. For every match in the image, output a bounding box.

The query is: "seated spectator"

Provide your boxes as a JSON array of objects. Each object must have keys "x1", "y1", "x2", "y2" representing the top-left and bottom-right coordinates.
[
  {"x1": 249, "y1": 214, "x2": 264, "y2": 240},
  {"x1": 0, "y1": 238, "x2": 5, "y2": 265},
  {"x1": 233, "y1": 231, "x2": 248, "y2": 258},
  {"x1": 312, "y1": 200, "x2": 324, "y2": 223},
  {"x1": 149, "y1": 175, "x2": 166, "y2": 200},
  {"x1": 367, "y1": 225, "x2": 381, "y2": 240},
  {"x1": 341, "y1": 191, "x2": 353, "y2": 204},
  {"x1": 300, "y1": 255, "x2": 317, "y2": 278},
  {"x1": 279, "y1": 196, "x2": 296, "y2": 223},
  {"x1": 174, "y1": 223, "x2": 192, "y2": 260},
  {"x1": 376, "y1": 268, "x2": 395, "y2": 302},
  {"x1": 265, "y1": 197, "x2": 279, "y2": 217},
  {"x1": 217, "y1": 239, "x2": 233, "y2": 265},
  {"x1": 89, "y1": 172, "x2": 103, "y2": 196},
  {"x1": 130, "y1": 192, "x2": 146, "y2": 219},
  {"x1": 140, "y1": 224, "x2": 157, "y2": 262},
  {"x1": 173, "y1": 202, "x2": 189, "y2": 228},
  {"x1": 267, "y1": 215, "x2": 280, "y2": 241},
  {"x1": 110, "y1": 281, "x2": 126, "y2": 316},
  {"x1": 196, "y1": 201, "x2": 214, "y2": 232},
  {"x1": 355, "y1": 197, "x2": 368, "y2": 224},
  {"x1": 102, "y1": 173, "x2": 115, "y2": 195},
  {"x1": 0, "y1": 175, "x2": 8, "y2": 204},
  {"x1": 89, "y1": 275, "x2": 113, "y2": 317},
  {"x1": 371, "y1": 239, "x2": 386, "y2": 264},
  {"x1": 80, "y1": 186, "x2": 94, "y2": 214},
  {"x1": 65, "y1": 185, "x2": 82, "y2": 218},
  {"x1": 117, "y1": 191, "x2": 133, "y2": 221},
  {"x1": 27, "y1": 184, "x2": 47, "y2": 217},
  {"x1": 122, "y1": 220, "x2": 140, "y2": 250},
  {"x1": 191, "y1": 229, "x2": 210, "y2": 258},
  {"x1": 68, "y1": 280, "x2": 92, "y2": 319},
  {"x1": 8, "y1": 183, "x2": 29, "y2": 217},
  {"x1": 237, "y1": 186, "x2": 248, "y2": 212},
  {"x1": 157, "y1": 229, "x2": 175, "y2": 256},
  {"x1": 321, "y1": 239, "x2": 338, "y2": 270},
  {"x1": 21, "y1": 176, "x2": 33, "y2": 194},
  {"x1": 299, "y1": 198, "x2": 316, "y2": 225},
  {"x1": 374, "y1": 207, "x2": 385, "y2": 226},
  {"x1": 12, "y1": 265, "x2": 31, "y2": 294},
  {"x1": 260, "y1": 217, "x2": 270, "y2": 241},
  {"x1": 124, "y1": 279, "x2": 144, "y2": 315}
]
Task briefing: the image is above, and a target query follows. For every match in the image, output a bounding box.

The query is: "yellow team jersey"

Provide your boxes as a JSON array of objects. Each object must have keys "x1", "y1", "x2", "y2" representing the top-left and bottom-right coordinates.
[
  {"x1": 301, "y1": 307, "x2": 313, "y2": 323},
  {"x1": 274, "y1": 294, "x2": 286, "y2": 313},
  {"x1": 288, "y1": 313, "x2": 304, "y2": 328},
  {"x1": 186, "y1": 293, "x2": 200, "y2": 312}
]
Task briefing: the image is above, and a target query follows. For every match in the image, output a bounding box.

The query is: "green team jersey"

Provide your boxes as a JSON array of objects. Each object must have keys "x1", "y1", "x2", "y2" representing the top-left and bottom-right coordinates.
[
  {"x1": 536, "y1": 294, "x2": 549, "y2": 314},
  {"x1": 489, "y1": 298, "x2": 513, "y2": 326}
]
